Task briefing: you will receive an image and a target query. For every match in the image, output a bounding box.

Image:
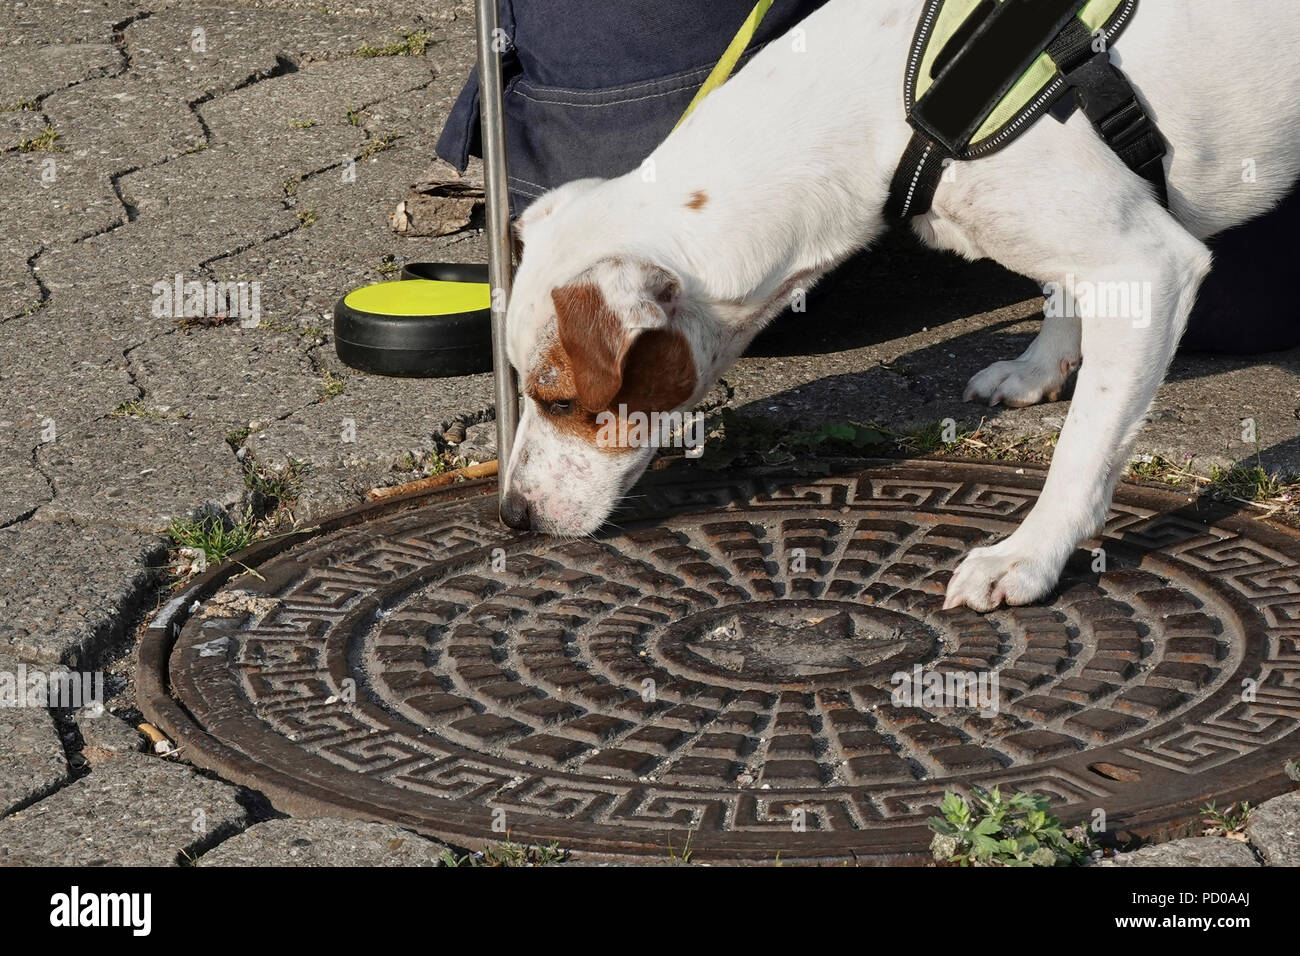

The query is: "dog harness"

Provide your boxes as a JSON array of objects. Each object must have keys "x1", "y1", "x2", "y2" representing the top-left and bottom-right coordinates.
[{"x1": 885, "y1": 0, "x2": 1168, "y2": 221}]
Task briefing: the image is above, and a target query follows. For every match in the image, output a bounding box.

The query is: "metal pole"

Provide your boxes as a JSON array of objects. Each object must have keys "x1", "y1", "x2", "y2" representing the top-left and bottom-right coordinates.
[{"x1": 475, "y1": 0, "x2": 519, "y2": 509}]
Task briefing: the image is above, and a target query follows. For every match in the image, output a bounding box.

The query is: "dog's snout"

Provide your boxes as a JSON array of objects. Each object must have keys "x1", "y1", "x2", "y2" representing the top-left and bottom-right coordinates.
[{"x1": 500, "y1": 490, "x2": 531, "y2": 531}]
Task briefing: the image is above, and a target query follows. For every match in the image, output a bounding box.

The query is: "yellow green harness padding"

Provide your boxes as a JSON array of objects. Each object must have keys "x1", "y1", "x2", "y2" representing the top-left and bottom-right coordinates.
[
  {"x1": 887, "y1": 0, "x2": 1167, "y2": 221},
  {"x1": 910, "y1": 0, "x2": 1134, "y2": 156}
]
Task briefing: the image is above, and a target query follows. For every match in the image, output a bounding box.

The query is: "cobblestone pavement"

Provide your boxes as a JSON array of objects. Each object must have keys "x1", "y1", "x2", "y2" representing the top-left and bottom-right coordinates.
[{"x1": 1, "y1": 0, "x2": 1297, "y2": 865}]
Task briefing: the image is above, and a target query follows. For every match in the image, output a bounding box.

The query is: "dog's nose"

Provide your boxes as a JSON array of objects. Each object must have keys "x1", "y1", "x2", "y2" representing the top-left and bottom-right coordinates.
[{"x1": 500, "y1": 490, "x2": 531, "y2": 531}]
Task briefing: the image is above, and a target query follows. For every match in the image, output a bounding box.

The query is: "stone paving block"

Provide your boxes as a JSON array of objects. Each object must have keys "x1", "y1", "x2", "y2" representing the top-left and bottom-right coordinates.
[
  {"x1": 0, "y1": 311, "x2": 140, "y2": 437},
  {"x1": 76, "y1": 702, "x2": 147, "y2": 764},
  {"x1": 36, "y1": 197, "x2": 300, "y2": 298},
  {"x1": 0, "y1": 107, "x2": 47, "y2": 148},
  {"x1": 118, "y1": 140, "x2": 310, "y2": 206},
  {"x1": 0, "y1": 449, "x2": 51, "y2": 527},
  {"x1": 0, "y1": 667, "x2": 72, "y2": 816},
  {"x1": 0, "y1": 154, "x2": 123, "y2": 249},
  {"x1": 1098, "y1": 836, "x2": 1261, "y2": 867},
  {"x1": 244, "y1": 368, "x2": 493, "y2": 519},
  {"x1": 1147, "y1": 360, "x2": 1300, "y2": 474},
  {"x1": 0, "y1": 517, "x2": 166, "y2": 664},
  {"x1": 202, "y1": 56, "x2": 433, "y2": 162},
  {"x1": 197, "y1": 817, "x2": 447, "y2": 866},
  {"x1": 356, "y1": 34, "x2": 477, "y2": 159},
  {"x1": 43, "y1": 72, "x2": 207, "y2": 170},
  {"x1": 0, "y1": 42, "x2": 120, "y2": 105},
  {"x1": 122, "y1": 6, "x2": 412, "y2": 98},
  {"x1": 0, "y1": 0, "x2": 143, "y2": 46},
  {"x1": 1245, "y1": 791, "x2": 1300, "y2": 866},
  {"x1": 0, "y1": 750, "x2": 247, "y2": 865},
  {"x1": 37, "y1": 414, "x2": 245, "y2": 531},
  {"x1": 129, "y1": 324, "x2": 320, "y2": 427}
]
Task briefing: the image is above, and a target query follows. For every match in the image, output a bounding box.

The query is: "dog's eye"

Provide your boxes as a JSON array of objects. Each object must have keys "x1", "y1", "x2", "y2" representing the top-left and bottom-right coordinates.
[{"x1": 546, "y1": 400, "x2": 573, "y2": 416}]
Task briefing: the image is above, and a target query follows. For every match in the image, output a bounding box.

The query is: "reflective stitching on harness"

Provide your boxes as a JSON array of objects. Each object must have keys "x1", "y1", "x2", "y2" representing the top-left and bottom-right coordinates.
[
  {"x1": 904, "y1": 0, "x2": 944, "y2": 107},
  {"x1": 900, "y1": 143, "x2": 935, "y2": 220},
  {"x1": 886, "y1": 0, "x2": 1163, "y2": 222},
  {"x1": 967, "y1": 0, "x2": 1137, "y2": 157}
]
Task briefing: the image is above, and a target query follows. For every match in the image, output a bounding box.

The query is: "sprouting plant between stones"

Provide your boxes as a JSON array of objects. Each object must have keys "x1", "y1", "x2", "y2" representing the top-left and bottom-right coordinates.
[
  {"x1": 355, "y1": 29, "x2": 431, "y2": 58},
  {"x1": 928, "y1": 788, "x2": 1092, "y2": 867},
  {"x1": 168, "y1": 510, "x2": 258, "y2": 565},
  {"x1": 438, "y1": 840, "x2": 567, "y2": 867},
  {"x1": 1200, "y1": 800, "x2": 1253, "y2": 838},
  {"x1": 17, "y1": 125, "x2": 63, "y2": 152}
]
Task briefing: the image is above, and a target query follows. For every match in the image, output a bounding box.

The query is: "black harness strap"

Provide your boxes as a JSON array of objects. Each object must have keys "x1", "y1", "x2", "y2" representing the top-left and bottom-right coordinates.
[
  {"x1": 884, "y1": 131, "x2": 953, "y2": 222},
  {"x1": 885, "y1": 1, "x2": 1169, "y2": 223},
  {"x1": 1046, "y1": 17, "x2": 1168, "y2": 207}
]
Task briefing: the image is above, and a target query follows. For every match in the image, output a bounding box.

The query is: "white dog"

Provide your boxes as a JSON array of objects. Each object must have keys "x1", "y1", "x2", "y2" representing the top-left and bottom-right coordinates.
[{"x1": 500, "y1": 0, "x2": 1300, "y2": 612}]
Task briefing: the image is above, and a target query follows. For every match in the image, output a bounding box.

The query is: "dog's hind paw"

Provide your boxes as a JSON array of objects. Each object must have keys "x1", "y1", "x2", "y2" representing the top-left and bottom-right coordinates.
[
  {"x1": 963, "y1": 356, "x2": 1077, "y2": 408},
  {"x1": 943, "y1": 541, "x2": 1059, "y2": 612}
]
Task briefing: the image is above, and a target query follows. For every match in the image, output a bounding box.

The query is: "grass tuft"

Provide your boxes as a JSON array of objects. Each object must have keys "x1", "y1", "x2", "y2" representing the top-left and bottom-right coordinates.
[
  {"x1": 356, "y1": 29, "x2": 431, "y2": 58},
  {"x1": 316, "y1": 370, "x2": 346, "y2": 400},
  {"x1": 359, "y1": 131, "x2": 398, "y2": 161},
  {"x1": 244, "y1": 457, "x2": 305, "y2": 512},
  {"x1": 18, "y1": 125, "x2": 63, "y2": 152},
  {"x1": 168, "y1": 510, "x2": 258, "y2": 565}
]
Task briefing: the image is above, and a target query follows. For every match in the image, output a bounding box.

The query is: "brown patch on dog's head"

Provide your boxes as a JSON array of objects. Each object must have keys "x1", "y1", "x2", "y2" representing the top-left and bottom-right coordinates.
[
  {"x1": 537, "y1": 271, "x2": 695, "y2": 433},
  {"x1": 686, "y1": 190, "x2": 708, "y2": 210},
  {"x1": 524, "y1": 336, "x2": 607, "y2": 443}
]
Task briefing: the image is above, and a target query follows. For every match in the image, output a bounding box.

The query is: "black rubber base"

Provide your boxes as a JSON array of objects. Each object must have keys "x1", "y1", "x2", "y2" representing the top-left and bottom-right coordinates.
[{"x1": 333, "y1": 262, "x2": 492, "y2": 378}]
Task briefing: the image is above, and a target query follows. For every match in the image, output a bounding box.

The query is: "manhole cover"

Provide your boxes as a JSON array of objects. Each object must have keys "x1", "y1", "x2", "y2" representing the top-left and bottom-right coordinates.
[{"x1": 139, "y1": 461, "x2": 1300, "y2": 863}]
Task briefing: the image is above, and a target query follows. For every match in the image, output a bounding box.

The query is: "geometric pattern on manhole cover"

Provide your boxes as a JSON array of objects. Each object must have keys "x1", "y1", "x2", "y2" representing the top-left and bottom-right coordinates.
[{"x1": 138, "y1": 461, "x2": 1300, "y2": 863}]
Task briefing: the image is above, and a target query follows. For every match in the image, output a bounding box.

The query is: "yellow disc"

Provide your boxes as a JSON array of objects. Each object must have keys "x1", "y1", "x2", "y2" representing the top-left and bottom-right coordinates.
[{"x1": 342, "y1": 279, "x2": 490, "y2": 317}]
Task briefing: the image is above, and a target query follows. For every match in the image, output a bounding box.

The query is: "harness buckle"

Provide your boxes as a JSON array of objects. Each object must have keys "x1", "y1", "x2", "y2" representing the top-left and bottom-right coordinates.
[{"x1": 1061, "y1": 50, "x2": 1168, "y2": 204}]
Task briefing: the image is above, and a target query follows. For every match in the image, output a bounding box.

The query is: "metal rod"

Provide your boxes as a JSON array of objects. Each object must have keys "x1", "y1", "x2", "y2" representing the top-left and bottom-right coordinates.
[{"x1": 475, "y1": 0, "x2": 518, "y2": 509}]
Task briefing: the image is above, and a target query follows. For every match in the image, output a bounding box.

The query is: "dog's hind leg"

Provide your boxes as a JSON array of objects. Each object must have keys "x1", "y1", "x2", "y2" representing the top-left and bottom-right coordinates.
[
  {"x1": 963, "y1": 312, "x2": 1081, "y2": 407},
  {"x1": 923, "y1": 119, "x2": 1213, "y2": 611}
]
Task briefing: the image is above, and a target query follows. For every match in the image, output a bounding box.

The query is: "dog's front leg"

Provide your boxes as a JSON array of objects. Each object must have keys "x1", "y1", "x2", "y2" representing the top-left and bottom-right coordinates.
[{"x1": 927, "y1": 126, "x2": 1213, "y2": 611}]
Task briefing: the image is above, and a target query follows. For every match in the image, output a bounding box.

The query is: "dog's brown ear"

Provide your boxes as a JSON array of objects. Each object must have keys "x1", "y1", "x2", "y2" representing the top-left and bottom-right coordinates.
[
  {"x1": 552, "y1": 262, "x2": 695, "y2": 414},
  {"x1": 553, "y1": 283, "x2": 626, "y2": 411}
]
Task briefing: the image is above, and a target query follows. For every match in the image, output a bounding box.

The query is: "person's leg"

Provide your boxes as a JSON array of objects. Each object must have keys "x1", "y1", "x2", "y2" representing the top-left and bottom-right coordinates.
[{"x1": 1179, "y1": 183, "x2": 1300, "y2": 354}]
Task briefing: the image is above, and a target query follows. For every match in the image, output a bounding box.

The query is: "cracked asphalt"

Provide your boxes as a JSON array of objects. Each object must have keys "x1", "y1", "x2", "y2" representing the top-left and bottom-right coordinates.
[{"x1": 1, "y1": 0, "x2": 1297, "y2": 865}]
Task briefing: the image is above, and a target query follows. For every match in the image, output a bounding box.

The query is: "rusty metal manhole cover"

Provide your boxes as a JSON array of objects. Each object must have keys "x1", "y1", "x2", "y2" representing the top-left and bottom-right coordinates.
[{"x1": 139, "y1": 461, "x2": 1300, "y2": 863}]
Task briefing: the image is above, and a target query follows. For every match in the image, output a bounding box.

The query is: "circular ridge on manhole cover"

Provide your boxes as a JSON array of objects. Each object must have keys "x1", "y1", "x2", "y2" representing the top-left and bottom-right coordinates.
[{"x1": 139, "y1": 460, "x2": 1300, "y2": 863}]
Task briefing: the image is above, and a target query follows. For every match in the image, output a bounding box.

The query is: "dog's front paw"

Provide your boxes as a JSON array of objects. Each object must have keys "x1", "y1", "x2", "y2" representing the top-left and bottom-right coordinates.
[
  {"x1": 963, "y1": 356, "x2": 1077, "y2": 408},
  {"x1": 943, "y1": 540, "x2": 1060, "y2": 612}
]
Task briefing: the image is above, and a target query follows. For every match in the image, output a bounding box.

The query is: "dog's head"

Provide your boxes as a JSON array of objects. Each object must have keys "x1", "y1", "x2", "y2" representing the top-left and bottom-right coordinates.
[{"x1": 501, "y1": 179, "x2": 709, "y2": 536}]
